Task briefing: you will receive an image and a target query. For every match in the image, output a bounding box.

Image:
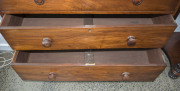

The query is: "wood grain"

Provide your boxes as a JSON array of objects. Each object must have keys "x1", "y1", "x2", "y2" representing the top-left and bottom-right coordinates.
[
  {"x1": 11, "y1": 65, "x2": 165, "y2": 81},
  {"x1": 1, "y1": 11, "x2": 173, "y2": 15},
  {"x1": 164, "y1": 32, "x2": 180, "y2": 68},
  {"x1": 0, "y1": 0, "x2": 177, "y2": 81},
  {"x1": 0, "y1": 11, "x2": 4, "y2": 17},
  {"x1": 164, "y1": 32, "x2": 180, "y2": 77},
  {"x1": 0, "y1": 26, "x2": 176, "y2": 50},
  {"x1": 0, "y1": 14, "x2": 177, "y2": 50},
  {"x1": 0, "y1": 0, "x2": 179, "y2": 14},
  {"x1": 11, "y1": 49, "x2": 166, "y2": 81},
  {"x1": 172, "y1": 1, "x2": 180, "y2": 17},
  {"x1": 13, "y1": 49, "x2": 165, "y2": 66}
]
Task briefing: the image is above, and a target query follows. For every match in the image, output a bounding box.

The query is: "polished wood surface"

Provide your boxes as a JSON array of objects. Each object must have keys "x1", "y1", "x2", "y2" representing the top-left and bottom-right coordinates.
[
  {"x1": 164, "y1": 32, "x2": 180, "y2": 78},
  {"x1": 0, "y1": 0, "x2": 179, "y2": 14},
  {"x1": 164, "y1": 33, "x2": 180, "y2": 66},
  {"x1": 11, "y1": 49, "x2": 166, "y2": 81},
  {"x1": 13, "y1": 49, "x2": 164, "y2": 65},
  {"x1": 12, "y1": 65, "x2": 165, "y2": 81},
  {"x1": 0, "y1": 11, "x2": 3, "y2": 17},
  {"x1": 0, "y1": 14, "x2": 177, "y2": 50},
  {"x1": 172, "y1": 1, "x2": 180, "y2": 17},
  {"x1": 0, "y1": 0, "x2": 178, "y2": 82}
]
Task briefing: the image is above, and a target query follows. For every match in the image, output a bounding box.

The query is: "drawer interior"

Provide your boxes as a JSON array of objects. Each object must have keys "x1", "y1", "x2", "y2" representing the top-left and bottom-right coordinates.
[
  {"x1": 1, "y1": 14, "x2": 176, "y2": 26},
  {"x1": 12, "y1": 49, "x2": 165, "y2": 66}
]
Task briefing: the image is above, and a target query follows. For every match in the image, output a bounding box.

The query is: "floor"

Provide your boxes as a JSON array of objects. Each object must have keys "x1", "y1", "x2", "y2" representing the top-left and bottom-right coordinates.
[{"x1": 0, "y1": 51, "x2": 180, "y2": 91}]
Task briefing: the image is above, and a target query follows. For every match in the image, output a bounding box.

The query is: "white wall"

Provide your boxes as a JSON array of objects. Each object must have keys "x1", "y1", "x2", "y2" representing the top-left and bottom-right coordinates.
[
  {"x1": 175, "y1": 14, "x2": 180, "y2": 32},
  {"x1": 0, "y1": 14, "x2": 180, "y2": 51},
  {"x1": 0, "y1": 16, "x2": 12, "y2": 50}
]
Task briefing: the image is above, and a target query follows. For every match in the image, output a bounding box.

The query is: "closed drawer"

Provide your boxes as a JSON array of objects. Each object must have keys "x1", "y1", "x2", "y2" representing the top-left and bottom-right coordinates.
[
  {"x1": 0, "y1": 14, "x2": 177, "y2": 50},
  {"x1": 11, "y1": 49, "x2": 166, "y2": 81},
  {"x1": 0, "y1": 0, "x2": 179, "y2": 14}
]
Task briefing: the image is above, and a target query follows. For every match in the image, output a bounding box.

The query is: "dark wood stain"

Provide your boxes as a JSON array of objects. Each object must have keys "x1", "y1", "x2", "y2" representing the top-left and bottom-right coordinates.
[
  {"x1": 0, "y1": 0, "x2": 179, "y2": 14},
  {"x1": 0, "y1": 14, "x2": 177, "y2": 50},
  {"x1": 164, "y1": 32, "x2": 180, "y2": 77},
  {"x1": 11, "y1": 49, "x2": 166, "y2": 81},
  {"x1": 0, "y1": 0, "x2": 179, "y2": 81}
]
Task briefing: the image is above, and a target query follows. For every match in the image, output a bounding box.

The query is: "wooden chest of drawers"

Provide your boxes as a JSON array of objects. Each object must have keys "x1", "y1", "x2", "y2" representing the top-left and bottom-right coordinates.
[{"x1": 0, "y1": 0, "x2": 179, "y2": 81}]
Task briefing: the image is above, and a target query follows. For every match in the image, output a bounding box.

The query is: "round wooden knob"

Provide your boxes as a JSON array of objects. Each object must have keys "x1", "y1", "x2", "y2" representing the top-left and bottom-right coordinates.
[
  {"x1": 122, "y1": 72, "x2": 130, "y2": 81},
  {"x1": 133, "y1": 0, "x2": 143, "y2": 6},
  {"x1": 48, "y1": 72, "x2": 56, "y2": 80},
  {"x1": 34, "y1": 0, "x2": 45, "y2": 5},
  {"x1": 127, "y1": 36, "x2": 136, "y2": 46},
  {"x1": 42, "y1": 38, "x2": 52, "y2": 47}
]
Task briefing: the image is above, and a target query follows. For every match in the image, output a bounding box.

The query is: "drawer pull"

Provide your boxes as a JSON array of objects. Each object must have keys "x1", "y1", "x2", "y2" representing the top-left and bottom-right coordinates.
[
  {"x1": 127, "y1": 36, "x2": 136, "y2": 46},
  {"x1": 48, "y1": 72, "x2": 56, "y2": 80},
  {"x1": 133, "y1": 0, "x2": 143, "y2": 6},
  {"x1": 122, "y1": 72, "x2": 130, "y2": 81},
  {"x1": 34, "y1": 0, "x2": 45, "y2": 5},
  {"x1": 42, "y1": 38, "x2": 52, "y2": 48}
]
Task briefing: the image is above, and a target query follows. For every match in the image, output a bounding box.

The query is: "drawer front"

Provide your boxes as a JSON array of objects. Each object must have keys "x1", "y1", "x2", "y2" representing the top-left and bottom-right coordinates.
[
  {"x1": 0, "y1": 0, "x2": 179, "y2": 14},
  {"x1": 1, "y1": 27, "x2": 176, "y2": 50},
  {"x1": 12, "y1": 65, "x2": 165, "y2": 81},
  {"x1": 11, "y1": 49, "x2": 166, "y2": 81}
]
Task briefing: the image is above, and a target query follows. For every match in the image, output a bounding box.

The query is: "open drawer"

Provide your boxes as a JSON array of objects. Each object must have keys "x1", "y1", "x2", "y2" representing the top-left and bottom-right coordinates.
[
  {"x1": 11, "y1": 48, "x2": 166, "y2": 81},
  {"x1": 0, "y1": 14, "x2": 177, "y2": 50}
]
